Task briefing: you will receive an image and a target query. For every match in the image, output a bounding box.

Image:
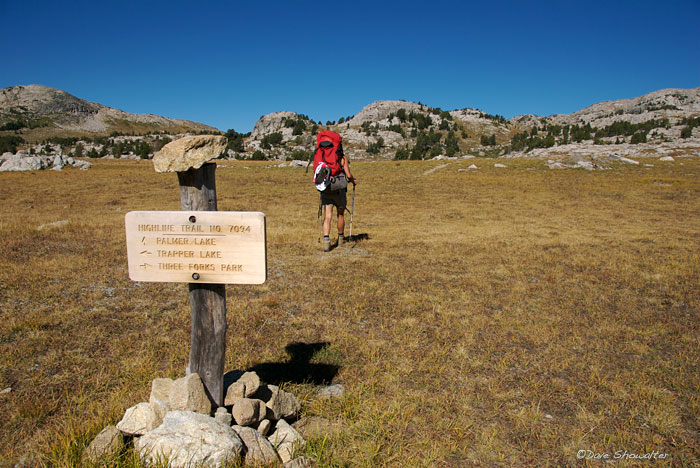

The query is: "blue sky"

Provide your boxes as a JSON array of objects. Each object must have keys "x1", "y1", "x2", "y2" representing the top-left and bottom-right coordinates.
[{"x1": 1, "y1": 0, "x2": 698, "y2": 132}]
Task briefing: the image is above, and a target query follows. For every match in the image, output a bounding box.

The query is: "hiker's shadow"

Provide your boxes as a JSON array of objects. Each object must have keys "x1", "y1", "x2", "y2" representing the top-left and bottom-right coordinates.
[
  {"x1": 240, "y1": 342, "x2": 340, "y2": 386},
  {"x1": 347, "y1": 233, "x2": 369, "y2": 242}
]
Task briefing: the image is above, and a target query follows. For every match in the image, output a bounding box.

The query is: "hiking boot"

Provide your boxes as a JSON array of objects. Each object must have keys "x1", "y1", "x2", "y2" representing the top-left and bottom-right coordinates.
[
  {"x1": 337, "y1": 235, "x2": 344, "y2": 247},
  {"x1": 322, "y1": 239, "x2": 331, "y2": 252}
]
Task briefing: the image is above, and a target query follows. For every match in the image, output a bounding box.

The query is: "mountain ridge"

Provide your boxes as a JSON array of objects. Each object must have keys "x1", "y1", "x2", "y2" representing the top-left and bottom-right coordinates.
[
  {"x1": 245, "y1": 86, "x2": 699, "y2": 160},
  {"x1": 2, "y1": 84, "x2": 698, "y2": 161},
  {"x1": 0, "y1": 85, "x2": 218, "y2": 138}
]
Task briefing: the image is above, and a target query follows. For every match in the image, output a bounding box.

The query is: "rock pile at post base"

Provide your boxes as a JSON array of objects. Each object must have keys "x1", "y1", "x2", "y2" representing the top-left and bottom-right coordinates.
[{"x1": 93, "y1": 371, "x2": 311, "y2": 467}]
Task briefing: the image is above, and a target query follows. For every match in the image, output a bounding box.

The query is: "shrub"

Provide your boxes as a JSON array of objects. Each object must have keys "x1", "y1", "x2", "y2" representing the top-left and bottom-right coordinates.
[
  {"x1": 0, "y1": 135, "x2": 25, "y2": 153},
  {"x1": 290, "y1": 149, "x2": 311, "y2": 161},
  {"x1": 571, "y1": 124, "x2": 592, "y2": 142},
  {"x1": 411, "y1": 130, "x2": 442, "y2": 159},
  {"x1": 292, "y1": 119, "x2": 306, "y2": 136},
  {"x1": 261, "y1": 132, "x2": 283, "y2": 149},
  {"x1": 445, "y1": 131, "x2": 459, "y2": 157},
  {"x1": 630, "y1": 132, "x2": 647, "y2": 144},
  {"x1": 366, "y1": 137, "x2": 385, "y2": 155},
  {"x1": 225, "y1": 129, "x2": 246, "y2": 152},
  {"x1": 251, "y1": 150, "x2": 266, "y2": 160},
  {"x1": 388, "y1": 124, "x2": 405, "y2": 136},
  {"x1": 136, "y1": 141, "x2": 152, "y2": 159},
  {"x1": 409, "y1": 112, "x2": 432, "y2": 130},
  {"x1": 72, "y1": 143, "x2": 84, "y2": 157},
  {"x1": 394, "y1": 147, "x2": 409, "y2": 160},
  {"x1": 0, "y1": 119, "x2": 26, "y2": 131},
  {"x1": 595, "y1": 119, "x2": 666, "y2": 138},
  {"x1": 481, "y1": 134, "x2": 496, "y2": 146}
]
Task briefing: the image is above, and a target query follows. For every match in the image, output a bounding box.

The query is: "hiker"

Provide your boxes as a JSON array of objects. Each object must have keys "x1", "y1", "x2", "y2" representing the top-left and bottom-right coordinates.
[{"x1": 309, "y1": 130, "x2": 358, "y2": 252}]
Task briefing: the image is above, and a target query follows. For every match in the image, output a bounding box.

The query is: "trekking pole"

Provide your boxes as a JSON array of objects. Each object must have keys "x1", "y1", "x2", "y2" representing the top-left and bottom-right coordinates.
[
  {"x1": 317, "y1": 202, "x2": 322, "y2": 243},
  {"x1": 349, "y1": 183, "x2": 356, "y2": 241}
]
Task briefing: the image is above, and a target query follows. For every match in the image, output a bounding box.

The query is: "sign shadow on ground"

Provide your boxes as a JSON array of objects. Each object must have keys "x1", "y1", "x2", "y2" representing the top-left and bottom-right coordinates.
[{"x1": 237, "y1": 342, "x2": 340, "y2": 386}]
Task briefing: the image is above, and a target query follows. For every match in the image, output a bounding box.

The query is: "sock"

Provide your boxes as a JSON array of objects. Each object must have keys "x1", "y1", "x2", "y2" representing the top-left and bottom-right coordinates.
[
  {"x1": 339, "y1": 233, "x2": 344, "y2": 239},
  {"x1": 323, "y1": 236, "x2": 330, "y2": 242}
]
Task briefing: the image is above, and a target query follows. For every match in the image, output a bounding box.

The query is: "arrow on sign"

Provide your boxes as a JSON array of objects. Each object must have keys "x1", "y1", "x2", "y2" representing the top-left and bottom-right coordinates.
[
  {"x1": 139, "y1": 250, "x2": 153, "y2": 256},
  {"x1": 139, "y1": 263, "x2": 153, "y2": 269}
]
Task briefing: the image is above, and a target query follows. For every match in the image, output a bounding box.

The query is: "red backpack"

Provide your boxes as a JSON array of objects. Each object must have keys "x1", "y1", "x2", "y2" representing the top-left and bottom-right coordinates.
[{"x1": 312, "y1": 130, "x2": 343, "y2": 177}]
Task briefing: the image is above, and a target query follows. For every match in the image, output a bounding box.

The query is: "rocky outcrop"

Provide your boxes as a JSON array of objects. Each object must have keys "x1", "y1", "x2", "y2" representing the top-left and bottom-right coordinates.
[
  {"x1": 0, "y1": 150, "x2": 91, "y2": 171},
  {"x1": 250, "y1": 112, "x2": 307, "y2": 140},
  {"x1": 243, "y1": 87, "x2": 699, "y2": 162},
  {"x1": 346, "y1": 100, "x2": 422, "y2": 126},
  {"x1": 0, "y1": 154, "x2": 49, "y2": 171},
  {"x1": 559, "y1": 87, "x2": 700, "y2": 126},
  {"x1": 512, "y1": 87, "x2": 700, "y2": 129},
  {"x1": 503, "y1": 140, "x2": 700, "y2": 164}
]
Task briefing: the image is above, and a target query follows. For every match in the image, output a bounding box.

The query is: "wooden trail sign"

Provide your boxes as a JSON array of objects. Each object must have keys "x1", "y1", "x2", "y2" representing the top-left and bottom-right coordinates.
[
  {"x1": 125, "y1": 210, "x2": 266, "y2": 284},
  {"x1": 125, "y1": 156, "x2": 266, "y2": 409}
]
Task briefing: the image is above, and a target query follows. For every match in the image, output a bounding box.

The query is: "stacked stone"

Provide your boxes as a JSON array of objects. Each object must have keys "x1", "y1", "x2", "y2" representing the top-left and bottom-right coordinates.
[{"x1": 86, "y1": 372, "x2": 311, "y2": 468}]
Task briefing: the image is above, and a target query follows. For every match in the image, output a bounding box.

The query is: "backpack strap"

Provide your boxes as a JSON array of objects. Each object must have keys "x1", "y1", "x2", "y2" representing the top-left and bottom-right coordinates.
[{"x1": 305, "y1": 141, "x2": 336, "y2": 174}]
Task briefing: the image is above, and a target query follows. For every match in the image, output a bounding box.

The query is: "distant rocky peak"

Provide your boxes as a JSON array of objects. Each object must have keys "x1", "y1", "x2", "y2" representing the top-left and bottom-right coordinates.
[
  {"x1": 0, "y1": 84, "x2": 218, "y2": 137},
  {"x1": 0, "y1": 84, "x2": 102, "y2": 117},
  {"x1": 573, "y1": 87, "x2": 700, "y2": 119},
  {"x1": 250, "y1": 111, "x2": 311, "y2": 140},
  {"x1": 346, "y1": 100, "x2": 423, "y2": 126}
]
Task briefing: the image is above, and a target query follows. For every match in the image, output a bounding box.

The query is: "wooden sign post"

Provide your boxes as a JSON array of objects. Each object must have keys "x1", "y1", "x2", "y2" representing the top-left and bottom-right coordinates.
[
  {"x1": 125, "y1": 135, "x2": 266, "y2": 410},
  {"x1": 178, "y1": 163, "x2": 227, "y2": 408}
]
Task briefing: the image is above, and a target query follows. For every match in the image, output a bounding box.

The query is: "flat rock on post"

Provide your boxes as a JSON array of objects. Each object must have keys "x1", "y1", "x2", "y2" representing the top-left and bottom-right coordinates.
[{"x1": 153, "y1": 135, "x2": 227, "y2": 173}]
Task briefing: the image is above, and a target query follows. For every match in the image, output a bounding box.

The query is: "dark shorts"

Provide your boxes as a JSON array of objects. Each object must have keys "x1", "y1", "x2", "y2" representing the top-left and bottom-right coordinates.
[{"x1": 320, "y1": 188, "x2": 347, "y2": 209}]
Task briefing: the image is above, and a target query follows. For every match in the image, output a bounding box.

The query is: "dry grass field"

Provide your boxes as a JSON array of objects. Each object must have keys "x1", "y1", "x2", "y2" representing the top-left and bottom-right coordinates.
[{"x1": 1, "y1": 156, "x2": 699, "y2": 467}]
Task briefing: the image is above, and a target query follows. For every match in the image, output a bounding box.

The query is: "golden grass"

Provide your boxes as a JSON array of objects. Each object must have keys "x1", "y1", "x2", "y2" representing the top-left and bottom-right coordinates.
[{"x1": 0, "y1": 157, "x2": 699, "y2": 467}]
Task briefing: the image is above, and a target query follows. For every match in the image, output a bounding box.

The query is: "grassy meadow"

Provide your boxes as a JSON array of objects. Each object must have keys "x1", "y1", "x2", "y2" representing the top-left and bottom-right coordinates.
[{"x1": 0, "y1": 157, "x2": 699, "y2": 467}]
